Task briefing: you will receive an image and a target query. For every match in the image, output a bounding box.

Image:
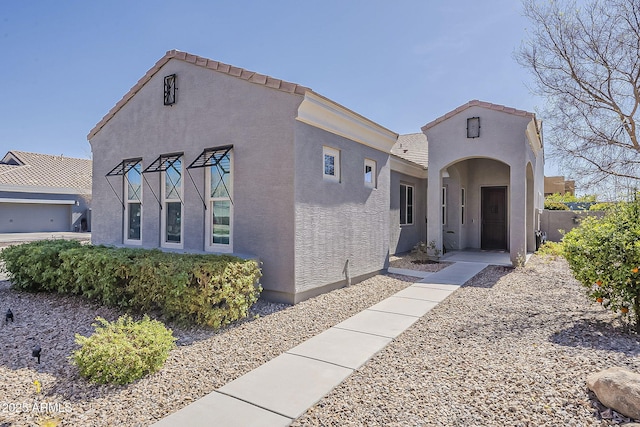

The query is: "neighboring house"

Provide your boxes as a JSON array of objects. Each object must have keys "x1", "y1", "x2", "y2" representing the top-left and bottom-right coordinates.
[
  {"x1": 0, "y1": 151, "x2": 92, "y2": 233},
  {"x1": 544, "y1": 175, "x2": 575, "y2": 196},
  {"x1": 88, "y1": 50, "x2": 544, "y2": 303}
]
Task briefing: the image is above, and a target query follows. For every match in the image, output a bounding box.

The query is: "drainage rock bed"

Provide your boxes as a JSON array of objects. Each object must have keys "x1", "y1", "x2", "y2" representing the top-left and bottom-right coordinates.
[
  {"x1": 293, "y1": 256, "x2": 640, "y2": 426},
  {"x1": 0, "y1": 270, "x2": 415, "y2": 427}
]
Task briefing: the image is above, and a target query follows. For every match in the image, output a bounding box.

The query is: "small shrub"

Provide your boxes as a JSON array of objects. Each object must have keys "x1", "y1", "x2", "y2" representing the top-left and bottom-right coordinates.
[
  {"x1": 589, "y1": 202, "x2": 615, "y2": 211},
  {"x1": 535, "y1": 241, "x2": 564, "y2": 259},
  {"x1": 72, "y1": 315, "x2": 176, "y2": 385},
  {"x1": 412, "y1": 240, "x2": 441, "y2": 262},
  {"x1": 544, "y1": 200, "x2": 569, "y2": 210}
]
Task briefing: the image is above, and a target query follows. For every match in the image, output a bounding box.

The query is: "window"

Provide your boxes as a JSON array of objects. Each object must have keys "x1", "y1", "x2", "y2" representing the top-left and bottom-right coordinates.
[
  {"x1": 161, "y1": 156, "x2": 183, "y2": 248},
  {"x1": 467, "y1": 117, "x2": 480, "y2": 138},
  {"x1": 364, "y1": 158, "x2": 376, "y2": 188},
  {"x1": 461, "y1": 188, "x2": 466, "y2": 225},
  {"x1": 125, "y1": 162, "x2": 142, "y2": 243},
  {"x1": 400, "y1": 183, "x2": 414, "y2": 225},
  {"x1": 442, "y1": 186, "x2": 447, "y2": 225},
  {"x1": 164, "y1": 74, "x2": 176, "y2": 105},
  {"x1": 323, "y1": 146, "x2": 340, "y2": 182},
  {"x1": 206, "y1": 149, "x2": 233, "y2": 252}
]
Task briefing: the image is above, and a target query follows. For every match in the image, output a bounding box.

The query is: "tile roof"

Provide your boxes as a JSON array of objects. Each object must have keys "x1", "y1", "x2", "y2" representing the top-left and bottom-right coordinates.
[
  {"x1": 88, "y1": 50, "x2": 312, "y2": 139},
  {"x1": 421, "y1": 100, "x2": 535, "y2": 132},
  {"x1": 391, "y1": 133, "x2": 428, "y2": 168},
  {"x1": 0, "y1": 151, "x2": 92, "y2": 192}
]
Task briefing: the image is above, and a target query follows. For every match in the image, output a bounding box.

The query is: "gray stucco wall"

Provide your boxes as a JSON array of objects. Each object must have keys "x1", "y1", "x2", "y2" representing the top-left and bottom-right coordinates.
[
  {"x1": 389, "y1": 170, "x2": 427, "y2": 254},
  {"x1": 292, "y1": 121, "x2": 390, "y2": 301},
  {"x1": 89, "y1": 58, "x2": 303, "y2": 297}
]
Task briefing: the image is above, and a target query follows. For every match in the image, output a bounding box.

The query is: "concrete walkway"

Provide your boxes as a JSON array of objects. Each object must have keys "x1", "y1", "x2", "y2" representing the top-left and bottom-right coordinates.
[{"x1": 151, "y1": 261, "x2": 489, "y2": 427}]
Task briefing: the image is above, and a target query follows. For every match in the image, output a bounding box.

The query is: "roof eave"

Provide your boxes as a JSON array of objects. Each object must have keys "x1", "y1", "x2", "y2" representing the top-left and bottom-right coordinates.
[{"x1": 296, "y1": 91, "x2": 398, "y2": 153}]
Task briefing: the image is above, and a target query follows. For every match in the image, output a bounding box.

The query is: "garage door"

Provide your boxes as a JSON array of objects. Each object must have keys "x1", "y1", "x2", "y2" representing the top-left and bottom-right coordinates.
[{"x1": 0, "y1": 202, "x2": 72, "y2": 233}]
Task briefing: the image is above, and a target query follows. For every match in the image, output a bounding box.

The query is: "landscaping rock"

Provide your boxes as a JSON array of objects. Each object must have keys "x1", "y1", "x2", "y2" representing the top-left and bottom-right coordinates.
[{"x1": 587, "y1": 367, "x2": 640, "y2": 420}]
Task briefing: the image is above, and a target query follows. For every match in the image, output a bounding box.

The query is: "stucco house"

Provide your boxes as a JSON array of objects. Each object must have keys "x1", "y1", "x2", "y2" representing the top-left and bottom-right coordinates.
[
  {"x1": 88, "y1": 50, "x2": 544, "y2": 304},
  {"x1": 0, "y1": 151, "x2": 92, "y2": 233}
]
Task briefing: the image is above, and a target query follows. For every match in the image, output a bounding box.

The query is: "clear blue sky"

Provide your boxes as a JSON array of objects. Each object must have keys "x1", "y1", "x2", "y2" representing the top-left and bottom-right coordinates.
[{"x1": 1, "y1": 0, "x2": 555, "y2": 172}]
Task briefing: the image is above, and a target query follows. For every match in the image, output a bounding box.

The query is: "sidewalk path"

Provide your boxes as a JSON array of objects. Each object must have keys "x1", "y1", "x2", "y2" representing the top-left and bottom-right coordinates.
[{"x1": 151, "y1": 261, "x2": 488, "y2": 427}]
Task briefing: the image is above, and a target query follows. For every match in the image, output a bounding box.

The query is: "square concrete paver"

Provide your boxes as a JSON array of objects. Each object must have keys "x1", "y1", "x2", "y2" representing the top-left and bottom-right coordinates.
[
  {"x1": 368, "y1": 296, "x2": 439, "y2": 317},
  {"x1": 286, "y1": 327, "x2": 392, "y2": 370},
  {"x1": 419, "y1": 262, "x2": 488, "y2": 285},
  {"x1": 393, "y1": 285, "x2": 456, "y2": 302},
  {"x1": 412, "y1": 283, "x2": 461, "y2": 291},
  {"x1": 333, "y1": 309, "x2": 419, "y2": 338},
  {"x1": 219, "y1": 353, "x2": 353, "y2": 419},
  {"x1": 150, "y1": 391, "x2": 292, "y2": 427}
]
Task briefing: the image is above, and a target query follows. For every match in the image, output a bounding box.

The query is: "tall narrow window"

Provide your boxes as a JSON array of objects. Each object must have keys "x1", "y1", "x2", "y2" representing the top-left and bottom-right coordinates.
[
  {"x1": 364, "y1": 158, "x2": 377, "y2": 188},
  {"x1": 207, "y1": 150, "x2": 233, "y2": 252},
  {"x1": 125, "y1": 162, "x2": 142, "y2": 243},
  {"x1": 461, "y1": 188, "x2": 466, "y2": 225},
  {"x1": 442, "y1": 186, "x2": 447, "y2": 225},
  {"x1": 162, "y1": 156, "x2": 183, "y2": 247},
  {"x1": 400, "y1": 183, "x2": 414, "y2": 225},
  {"x1": 323, "y1": 146, "x2": 340, "y2": 182}
]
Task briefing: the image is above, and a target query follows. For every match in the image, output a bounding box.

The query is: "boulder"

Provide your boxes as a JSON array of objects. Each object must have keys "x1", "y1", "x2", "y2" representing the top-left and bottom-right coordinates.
[{"x1": 587, "y1": 367, "x2": 640, "y2": 421}]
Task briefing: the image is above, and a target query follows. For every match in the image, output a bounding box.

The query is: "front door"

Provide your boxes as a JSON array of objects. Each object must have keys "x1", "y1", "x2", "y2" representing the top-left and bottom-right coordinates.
[{"x1": 481, "y1": 186, "x2": 507, "y2": 250}]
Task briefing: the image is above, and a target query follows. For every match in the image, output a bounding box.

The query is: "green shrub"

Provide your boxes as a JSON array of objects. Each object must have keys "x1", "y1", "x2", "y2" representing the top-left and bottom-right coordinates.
[
  {"x1": 72, "y1": 315, "x2": 176, "y2": 385},
  {"x1": 535, "y1": 241, "x2": 564, "y2": 259},
  {"x1": 563, "y1": 196, "x2": 640, "y2": 332},
  {"x1": 589, "y1": 202, "x2": 615, "y2": 211},
  {"x1": 544, "y1": 200, "x2": 570, "y2": 210},
  {"x1": 0, "y1": 241, "x2": 262, "y2": 328},
  {"x1": 0, "y1": 240, "x2": 83, "y2": 291}
]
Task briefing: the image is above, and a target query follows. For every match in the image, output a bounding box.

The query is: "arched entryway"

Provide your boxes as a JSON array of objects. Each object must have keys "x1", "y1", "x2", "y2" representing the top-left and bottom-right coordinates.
[{"x1": 436, "y1": 157, "x2": 511, "y2": 253}]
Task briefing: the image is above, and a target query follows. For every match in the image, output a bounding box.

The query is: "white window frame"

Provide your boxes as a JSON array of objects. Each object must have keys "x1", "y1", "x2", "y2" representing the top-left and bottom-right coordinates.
[
  {"x1": 442, "y1": 186, "x2": 447, "y2": 225},
  {"x1": 364, "y1": 158, "x2": 377, "y2": 188},
  {"x1": 400, "y1": 183, "x2": 414, "y2": 225},
  {"x1": 461, "y1": 187, "x2": 466, "y2": 225},
  {"x1": 323, "y1": 146, "x2": 340, "y2": 182},
  {"x1": 161, "y1": 156, "x2": 184, "y2": 249},
  {"x1": 205, "y1": 151, "x2": 233, "y2": 253},
  {"x1": 124, "y1": 162, "x2": 142, "y2": 245}
]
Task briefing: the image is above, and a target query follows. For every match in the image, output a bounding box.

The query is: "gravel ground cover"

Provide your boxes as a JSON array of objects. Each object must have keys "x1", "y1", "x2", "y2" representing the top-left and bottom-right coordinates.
[
  {"x1": 293, "y1": 256, "x2": 640, "y2": 426},
  {"x1": 389, "y1": 253, "x2": 451, "y2": 272},
  {"x1": 0, "y1": 247, "x2": 414, "y2": 427},
  {"x1": 1, "y1": 247, "x2": 638, "y2": 426}
]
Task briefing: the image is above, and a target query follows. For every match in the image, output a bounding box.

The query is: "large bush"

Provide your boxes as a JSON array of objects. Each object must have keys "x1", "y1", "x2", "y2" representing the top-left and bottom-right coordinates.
[
  {"x1": 0, "y1": 242, "x2": 262, "y2": 328},
  {"x1": 0, "y1": 239, "x2": 83, "y2": 291},
  {"x1": 563, "y1": 197, "x2": 640, "y2": 332},
  {"x1": 72, "y1": 315, "x2": 176, "y2": 385}
]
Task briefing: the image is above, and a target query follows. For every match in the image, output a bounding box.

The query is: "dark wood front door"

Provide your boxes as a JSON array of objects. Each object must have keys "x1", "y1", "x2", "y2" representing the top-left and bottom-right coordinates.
[{"x1": 481, "y1": 186, "x2": 507, "y2": 250}]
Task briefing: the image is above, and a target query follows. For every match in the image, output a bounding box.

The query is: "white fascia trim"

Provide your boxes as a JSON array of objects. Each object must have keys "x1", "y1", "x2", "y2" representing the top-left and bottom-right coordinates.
[
  {"x1": 526, "y1": 119, "x2": 542, "y2": 155},
  {"x1": 0, "y1": 198, "x2": 76, "y2": 205},
  {"x1": 296, "y1": 91, "x2": 398, "y2": 153},
  {"x1": 390, "y1": 156, "x2": 428, "y2": 179},
  {"x1": 0, "y1": 184, "x2": 90, "y2": 195}
]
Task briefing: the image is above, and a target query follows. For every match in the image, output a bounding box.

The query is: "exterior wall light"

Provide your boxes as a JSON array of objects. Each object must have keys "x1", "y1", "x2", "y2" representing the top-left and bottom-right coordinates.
[{"x1": 5, "y1": 309, "x2": 13, "y2": 323}]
